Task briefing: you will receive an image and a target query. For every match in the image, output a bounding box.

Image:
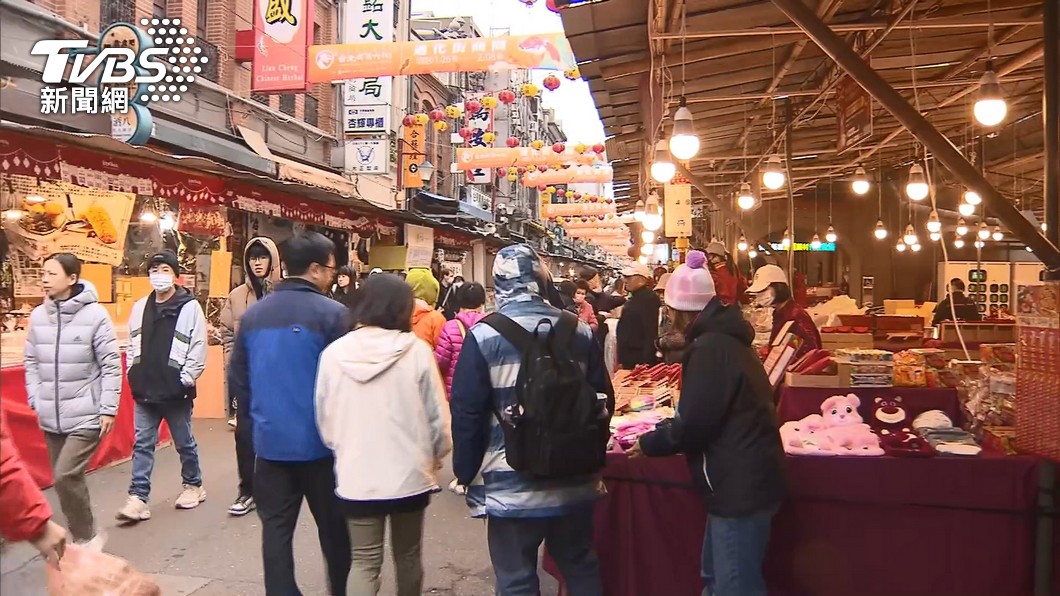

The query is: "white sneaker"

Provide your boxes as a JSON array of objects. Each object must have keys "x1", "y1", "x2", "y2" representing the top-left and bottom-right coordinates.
[
  {"x1": 227, "y1": 417, "x2": 237, "y2": 429},
  {"x1": 116, "y1": 496, "x2": 151, "y2": 523},
  {"x1": 175, "y1": 484, "x2": 206, "y2": 509}
]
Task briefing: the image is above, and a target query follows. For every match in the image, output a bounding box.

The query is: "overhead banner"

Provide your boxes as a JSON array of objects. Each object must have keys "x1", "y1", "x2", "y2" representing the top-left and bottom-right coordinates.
[
  {"x1": 522, "y1": 166, "x2": 612, "y2": 186},
  {"x1": 663, "y1": 182, "x2": 693, "y2": 238},
  {"x1": 541, "y1": 202, "x2": 616, "y2": 219},
  {"x1": 401, "y1": 121, "x2": 426, "y2": 189},
  {"x1": 564, "y1": 228, "x2": 628, "y2": 239},
  {"x1": 307, "y1": 33, "x2": 577, "y2": 82},
  {"x1": 561, "y1": 219, "x2": 626, "y2": 229},
  {"x1": 252, "y1": 0, "x2": 314, "y2": 92},
  {"x1": 456, "y1": 147, "x2": 604, "y2": 170}
]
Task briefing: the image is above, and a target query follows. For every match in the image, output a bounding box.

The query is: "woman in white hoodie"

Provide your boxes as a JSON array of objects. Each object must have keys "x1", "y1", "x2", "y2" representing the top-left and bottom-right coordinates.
[{"x1": 314, "y1": 274, "x2": 452, "y2": 596}]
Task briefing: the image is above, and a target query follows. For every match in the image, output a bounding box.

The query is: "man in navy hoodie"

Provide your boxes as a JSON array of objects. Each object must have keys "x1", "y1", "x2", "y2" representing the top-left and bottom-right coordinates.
[{"x1": 228, "y1": 232, "x2": 351, "y2": 596}]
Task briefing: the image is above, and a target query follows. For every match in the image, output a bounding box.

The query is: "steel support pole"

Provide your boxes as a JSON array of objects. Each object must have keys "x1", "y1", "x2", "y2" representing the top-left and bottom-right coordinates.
[
  {"x1": 770, "y1": 0, "x2": 1060, "y2": 273},
  {"x1": 1044, "y1": 0, "x2": 1060, "y2": 271}
]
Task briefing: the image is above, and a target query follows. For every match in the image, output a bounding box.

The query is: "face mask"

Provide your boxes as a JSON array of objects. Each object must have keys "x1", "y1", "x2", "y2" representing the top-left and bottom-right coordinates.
[
  {"x1": 753, "y1": 287, "x2": 776, "y2": 308},
  {"x1": 149, "y1": 272, "x2": 174, "y2": 292}
]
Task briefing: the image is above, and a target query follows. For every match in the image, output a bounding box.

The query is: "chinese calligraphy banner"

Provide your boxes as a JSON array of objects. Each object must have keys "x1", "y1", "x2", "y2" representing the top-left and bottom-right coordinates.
[
  {"x1": 464, "y1": 94, "x2": 494, "y2": 185},
  {"x1": 521, "y1": 166, "x2": 613, "y2": 186},
  {"x1": 402, "y1": 121, "x2": 426, "y2": 189},
  {"x1": 307, "y1": 33, "x2": 577, "y2": 82},
  {"x1": 252, "y1": 0, "x2": 314, "y2": 92},
  {"x1": 455, "y1": 147, "x2": 605, "y2": 170},
  {"x1": 663, "y1": 182, "x2": 693, "y2": 237}
]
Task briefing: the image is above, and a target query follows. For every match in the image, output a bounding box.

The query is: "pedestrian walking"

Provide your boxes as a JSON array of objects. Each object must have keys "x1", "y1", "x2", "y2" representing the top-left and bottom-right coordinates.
[
  {"x1": 616, "y1": 262, "x2": 661, "y2": 369},
  {"x1": 315, "y1": 274, "x2": 452, "y2": 596},
  {"x1": 219, "y1": 236, "x2": 281, "y2": 516},
  {"x1": 0, "y1": 417, "x2": 68, "y2": 567},
  {"x1": 451, "y1": 244, "x2": 614, "y2": 596},
  {"x1": 434, "y1": 282, "x2": 487, "y2": 399},
  {"x1": 405, "y1": 268, "x2": 446, "y2": 349},
  {"x1": 117, "y1": 250, "x2": 207, "y2": 523},
  {"x1": 228, "y1": 232, "x2": 352, "y2": 596},
  {"x1": 23, "y1": 253, "x2": 120, "y2": 545}
]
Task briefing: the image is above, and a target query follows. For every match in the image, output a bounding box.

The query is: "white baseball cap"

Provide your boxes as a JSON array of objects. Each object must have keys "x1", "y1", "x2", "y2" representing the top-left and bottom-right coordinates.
[
  {"x1": 747, "y1": 264, "x2": 788, "y2": 293},
  {"x1": 620, "y1": 262, "x2": 653, "y2": 279}
]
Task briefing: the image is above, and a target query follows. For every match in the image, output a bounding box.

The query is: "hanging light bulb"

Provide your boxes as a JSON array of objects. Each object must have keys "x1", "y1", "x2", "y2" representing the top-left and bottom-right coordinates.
[
  {"x1": 736, "y1": 182, "x2": 756, "y2": 210},
  {"x1": 1042, "y1": 222, "x2": 1048, "y2": 232},
  {"x1": 642, "y1": 191, "x2": 663, "y2": 231},
  {"x1": 737, "y1": 235, "x2": 748, "y2": 252},
  {"x1": 851, "y1": 166, "x2": 870, "y2": 195},
  {"x1": 954, "y1": 235, "x2": 965, "y2": 249},
  {"x1": 158, "y1": 212, "x2": 177, "y2": 232},
  {"x1": 956, "y1": 218, "x2": 968, "y2": 236},
  {"x1": 903, "y1": 224, "x2": 917, "y2": 246},
  {"x1": 958, "y1": 202, "x2": 976, "y2": 217},
  {"x1": 640, "y1": 243, "x2": 654, "y2": 256},
  {"x1": 638, "y1": 255, "x2": 648, "y2": 265},
  {"x1": 896, "y1": 240, "x2": 907, "y2": 252},
  {"x1": 633, "y1": 199, "x2": 645, "y2": 222},
  {"x1": 930, "y1": 231, "x2": 941, "y2": 242},
  {"x1": 140, "y1": 210, "x2": 158, "y2": 224},
  {"x1": 762, "y1": 155, "x2": 785, "y2": 190},
  {"x1": 974, "y1": 239, "x2": 986, "y2": 249},
  {"x1": 991, "y1": 226, "x2": 1003, "y2": 241},
  {"x1": 874, "y1": 219, "x2": 888, "y2": 240},
  {"x1": 1026, "y1": 245, "x2": 1034, "y2": 252},
  {"x1": 810, "y1": 233, "x2": 822, "y2": 250},
  {"x1": 911, "y1": 242, "x2": 922, "y2": 252},
  {"x1": 650, "y1": 139, "x2": 676, "y2": 183},
  {"x1": 964, "y1": 189, "x2": 982, "y2": 205},
  {"x1": 668, "y1": 97, "x2": 699, "y2": 160},
  {"x1": 905, "y1": 163, "x2": 929, "y2": 201},
  {"x1": 825, "y1": 224, "x2": 837, "y2": 243},
  {"x1": 748, "y1": 249, "x2": 758, "y2": 259},
  {"x1": 977, "y1": 222, "x2": 991, "y2": 240},
  {"x1": 781, "y1": 229, "x2": 791, "y2": 248},
  {"x1": 926, "y1": 210, "x2": 942, "y2": 233},
  {"x1": 640, "y1": 230, "x2": 655, "y2": 243},
  {"x1": 973, "y1": 61, "x2": 1007, "y2": 127}
]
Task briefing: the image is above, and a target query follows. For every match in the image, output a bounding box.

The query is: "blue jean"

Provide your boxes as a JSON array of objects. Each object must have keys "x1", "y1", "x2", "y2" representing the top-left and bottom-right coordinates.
[
  {"x1": 129, "y1": 400, "x2": 202, "y2": 501},
  {"x1": 702, "y1": 507, "x2": 776, "y2": 596},
  {"x1": 487, "y1": 509, "x2": 601, "y2": 596}
]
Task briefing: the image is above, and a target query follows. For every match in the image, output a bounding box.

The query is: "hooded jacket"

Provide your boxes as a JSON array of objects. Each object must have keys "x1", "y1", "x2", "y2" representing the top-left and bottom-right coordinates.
[
  {"x1": 219, "y1": 237, "x2": 281, "y2": 363},
  {"x1": 434, "y1": 310, "x2": 487, "y2": 398},
  {"x1": 639, "y1": 299, "x2": 786, "y2": 517},
  {"x1": 127, "y1": 286, "x2": 207, "y2": 404},
  {"x1": 450, "y1": 245, "x2": 614, "y2": 519},
  {"x1": 24, "y1": 280, "x2": 121, "y2": 434},
  {"x1": 315, "y1": 326, "x2": 452, "y2": 502},
  {"x1": 411, "y1": 300, "x2": 446, "y2": 349}
]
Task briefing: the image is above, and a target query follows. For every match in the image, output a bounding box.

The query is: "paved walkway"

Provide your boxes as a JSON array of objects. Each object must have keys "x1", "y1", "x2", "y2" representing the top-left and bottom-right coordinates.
[{"x1": 0, "y1": 420, "x2": 559, "y2": 595}]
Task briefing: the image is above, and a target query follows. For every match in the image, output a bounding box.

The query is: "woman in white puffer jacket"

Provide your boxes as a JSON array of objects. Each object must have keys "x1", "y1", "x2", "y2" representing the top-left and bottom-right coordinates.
[{"x1": 24, "y1": 253, "x2": 121, "y2": 545}]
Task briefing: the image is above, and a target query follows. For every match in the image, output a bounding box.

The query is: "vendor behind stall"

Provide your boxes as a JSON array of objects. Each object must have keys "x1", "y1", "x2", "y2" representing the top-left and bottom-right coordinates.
[
  {"x1": 932, "y1": 278, "x2": 982, "y2": 326},
  {"x1": 748, "y1": 264, "x2": 821, "y2": 360}
]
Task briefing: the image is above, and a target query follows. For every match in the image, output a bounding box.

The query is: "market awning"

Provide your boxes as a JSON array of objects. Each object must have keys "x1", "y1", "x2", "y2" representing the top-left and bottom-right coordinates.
[
  {"x1": 413, "y1": 190, "x2": 495, "y2": 224},
  {"x1": 238, "y1": 125, "x2": 363, "y2": 203}
]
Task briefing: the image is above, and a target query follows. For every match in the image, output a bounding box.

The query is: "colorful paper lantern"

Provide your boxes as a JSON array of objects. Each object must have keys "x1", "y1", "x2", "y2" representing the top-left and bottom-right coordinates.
[
  {"x1": 520, "y1": 83, "x2": 540, "y2": 98},
  {"x1": 537, "y1": 165, "x2": 549, "y2": 173},
  {"x1": 507, "y1": 173, "x2": 518, "y2": 181},
  {"x1": 444, "y1": 104, "x2": 462, "y2": 119},
  {"x1": 574, "y1": 143, "x2": 587, "y2": 154},
  {"x1": 402, "y1": 114, "x2": 415, "y2": 126},
  {"x1": 530, "y1": 140, "x2": 545, "y2": 149},
  {"x1": 543, "y1": 74, "x2": 561, "y2": 91},
  {"x1": 552, "y1": 142, "x2": 566, "y2": 153},
  {"x1": 564, "y1": 67, "x2": 581, "y2": 81},
  {"x1": 481, "y1": 96, "x2": 498, "y2": 109},
  {"x1": 508, "y1": 167, "x2": 518, "y2": 174},
  {"x1": 516, "y1": 167, "x2": 526, "y2": 175},
  {"x1": 556, "y1": 189, "x2": 567, "y2": 197},
  {"x1": 496, "y1": 168, "x2": 508, "y2": 176},
  {"x1": 482, "y1": 131, "x2": 496, "y2": 144},
  {"x1": 433, "y1": 121, "x2": 448, "y2": 132},
  {"x1": 592, "y1": 143, "x2": 605, "y2": 154},
  {"x1": 413, "y1": 113, "x2": 429, "y2": 125},
  {"x1": 546, "y1": 186, "x2": 557, "y2": 194},
  {"x1": 506, "y1": 136, "x2": 520, "y2": 148},
  {"x1": 459, "y1": 127, "x2": 473, "y2": 139},
  {"x1": 498, "y1": 89, "x2": 517, "y2": 105},
  {"x1": 465, "y1": 99, "x2": 482, "y2": 114},
  {"x1": 429, "y1": 108, "x2": 445, "y2": 122}
]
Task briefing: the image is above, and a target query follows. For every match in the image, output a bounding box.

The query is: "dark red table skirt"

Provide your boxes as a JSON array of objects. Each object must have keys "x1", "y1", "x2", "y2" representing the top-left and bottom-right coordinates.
[
  {"x1": 778, "y1": 386, "x2": 961, "y2": 426},
  {"x1": 548, "y1": 452, "x2": 1042, "y2": 596},
  {"x1": 1, "y1": 360, "x2": 170, "y2": 489}
]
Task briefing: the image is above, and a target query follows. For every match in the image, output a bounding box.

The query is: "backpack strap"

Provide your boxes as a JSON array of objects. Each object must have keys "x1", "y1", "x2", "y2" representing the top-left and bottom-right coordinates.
[
  {"x1": 551, "y1": 310, "x2": 579, "y2": 352},
  {"x1": 456, "y1": 319, "x2": 467, "y2": 338},
  {"x1": 480, "y1": 313, "x2": 533, "y2": 353}
]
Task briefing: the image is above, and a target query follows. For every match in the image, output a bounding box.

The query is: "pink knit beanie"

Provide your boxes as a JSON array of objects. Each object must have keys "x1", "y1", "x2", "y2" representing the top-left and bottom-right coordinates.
[{"x1": 664, "y1": 250, "x2": 716, "y2": 312}]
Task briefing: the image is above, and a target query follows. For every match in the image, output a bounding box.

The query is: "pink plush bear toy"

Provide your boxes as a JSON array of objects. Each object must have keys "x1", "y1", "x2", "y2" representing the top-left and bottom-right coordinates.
[
  {"x1": 780, "y1": 414, "x2": 837, "y2": 455},
  {"x1": 820, "y1": 394, "x2": 884, "y2": 456}
]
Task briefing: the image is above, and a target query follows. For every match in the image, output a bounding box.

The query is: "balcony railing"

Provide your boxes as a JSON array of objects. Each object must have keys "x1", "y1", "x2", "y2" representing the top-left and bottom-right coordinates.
[
  {"x1": 196, "y1": 37, "x2": 220, "y2": 84},
  {"x1": 100, "y1": 0, "x2": 135, "y2": 30}
]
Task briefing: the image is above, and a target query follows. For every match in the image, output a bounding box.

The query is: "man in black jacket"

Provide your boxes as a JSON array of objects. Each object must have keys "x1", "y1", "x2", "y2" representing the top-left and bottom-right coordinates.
[
  {"x1": 616, "y1": 262, "x2": 661, "y2": 369},
  {"x1": 631, "y1": 298, "x2": 785, "y2": 596},
  {"x1": 932, "y1": 278, "x2": 983, "y2": 326}
]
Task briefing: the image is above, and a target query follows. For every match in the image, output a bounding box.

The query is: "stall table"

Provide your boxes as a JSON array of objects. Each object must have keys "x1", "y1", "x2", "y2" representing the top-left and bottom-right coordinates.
[{"x1": 1, "y1": 357, "x2": 170, "y2": 489}]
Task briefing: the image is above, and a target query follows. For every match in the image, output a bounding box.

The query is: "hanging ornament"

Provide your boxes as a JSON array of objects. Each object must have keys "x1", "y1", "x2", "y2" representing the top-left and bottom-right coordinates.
[
  {"x1": 497, "y1": 168, "x2": 508, "y2": 176},
  {"x1": 402, "y1": 114, "x2": 416, "y2": 126},
  {"x1": 564, "y1": 67, "x2": 581, "y2": 81},
  {"x1": 464, "y1": 99, "x2": 482, "y2": 114},
  {"x1": 573, "y1": 192, "x2": 583, "y2": 200},
  {"x1": 520, "y1": 83, "x2": 540, "y2": 97},
  {"x1": 480, "y1": 96, "x2": 498, "y2": 110},
  {"x1": 556, "y1": 189, "x2": 567, "y2": 197},
  {"x1": 506, "y1": 136, "x2": 520, "y2": 148},
  {"x1": 552, "y1": 142, "x2": 566, "y2": 154},
  {"x1": 537, "y1": 165, "x2": 549, "y2": 173},
  {"x1": 530, "y1": 139, "x2": 545, "y2": 149},
  {"x1": 543, "y1": 74, "x2": 561, "y2": 91},
  {"x1": 433, "y1": 121, "x2": 448, "y2": 132},
  {"x1": 498, "y1": 89, "x2": 517, "y2": 105},
  {"x1": 574, "y1": 143, "x2": 587, "y2": 154},
  {"x1": 592, "y1": 143, "x2": 606, "y2": 155},
  {"x1": 413, "y1": 113, "x2": 429, "y2": 126},
  {"x1": 444, "y1": 104, "x2": 462, "y2": 119},
  {"x1": 507, "y1": 173, "x2": 518, "y2": 181},
  {"x1": 458, "y1": 127, "x2": 472, "y2": 139},
  {"x1": 482, "y1": 131, "x2": 496, "y2": 144},
  {"x1": 429, "y1": 108, "x2": 445, "y2": 122},
  {"x1": 516, "y1": 166, "x2": 526, "y2": 175}
]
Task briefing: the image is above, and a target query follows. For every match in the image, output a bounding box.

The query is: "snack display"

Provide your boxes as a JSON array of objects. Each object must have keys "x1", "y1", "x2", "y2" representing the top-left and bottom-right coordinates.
[
  {"x1": 979, "y1": 343, "x2": 1016, "y2": 371},
  {"x1": 836, "y1": 348, "x2": 893, "y2": 362}
]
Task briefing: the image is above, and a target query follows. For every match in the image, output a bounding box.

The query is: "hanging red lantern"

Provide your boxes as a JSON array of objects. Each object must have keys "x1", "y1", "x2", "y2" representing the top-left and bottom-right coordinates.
[
  {"x1": 543, "y1": 74, "x2": 561, "y2": 91},
  {"x1": 465, "y1": 99, "x2": 482, "y2": 114},
  {"x1": 429, "y1": 108, "x2": 445, "y2": 122},
  {"x1": 506, "y1": 136, "x2": 520, "y2": 148},
  {"x1": 402, "y1": 115, "x2": 416, "y2": 126},
  {"x1": 573, "y1": 192, "x2": 582, "y2": 200},
  {"x1": 552, "y1": 142, "x2": 565, "y2": 154},
  {"x1": 459, "y1": 127, "x2": 473, "y2": 139},
  {"x1": 537, "y1": 165, "x2": 548, "y2": 173},
  {"x1": 496, "y1": 168, "x2": 508, "y2": 176},
  {"x1": 517, "y1": 167, "x2": 527, "y2": 175},
  {"x1": 556, "y1": 189, "x2": 567, "y2": 197},
  {"x1": 498, "y1": 89, "x2": 517, "y2": 105},
  {"x1": 539, "y1": 185, "x2": 548, "y2": 191},
  {"x1": 592, "y1": 143, "x2": 606, "y2": 154}
]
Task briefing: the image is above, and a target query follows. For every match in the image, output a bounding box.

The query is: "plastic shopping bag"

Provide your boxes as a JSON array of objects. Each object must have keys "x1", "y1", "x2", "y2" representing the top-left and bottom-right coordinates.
[{"x1": 45, "y1": 544, "x2": 161, "y2": 596}]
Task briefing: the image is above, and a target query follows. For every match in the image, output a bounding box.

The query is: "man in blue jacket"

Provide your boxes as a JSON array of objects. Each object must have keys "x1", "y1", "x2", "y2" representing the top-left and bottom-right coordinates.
[{"x1": 228, "y1": 232, "x2": 351, "y2": 596}]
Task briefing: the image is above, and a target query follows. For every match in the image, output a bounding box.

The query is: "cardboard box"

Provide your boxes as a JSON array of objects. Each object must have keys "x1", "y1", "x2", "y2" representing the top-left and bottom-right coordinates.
[
  {"x1": 785, "y1": 372, "x2": 842, "y2": 388},
  {"x1": 821, "y1": 333, "x2": 874, "y2": 350}
]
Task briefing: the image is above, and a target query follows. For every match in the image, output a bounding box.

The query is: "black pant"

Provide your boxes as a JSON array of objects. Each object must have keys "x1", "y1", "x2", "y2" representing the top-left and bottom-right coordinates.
[
  {"x1": 234, "y1": 423, "x2": 255, "y2": 498},
  {"x1": 255, "y1": 457, "x2": 351, "y2": 596}
]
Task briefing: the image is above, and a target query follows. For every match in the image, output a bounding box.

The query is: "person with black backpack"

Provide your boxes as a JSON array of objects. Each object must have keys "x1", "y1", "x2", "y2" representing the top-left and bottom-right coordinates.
[{"x1": 450, "y1": 244, "x2": 614, "y2": 596}]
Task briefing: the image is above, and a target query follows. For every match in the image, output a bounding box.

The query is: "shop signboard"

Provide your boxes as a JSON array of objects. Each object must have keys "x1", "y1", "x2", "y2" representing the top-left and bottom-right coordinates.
[
  {"x1": 464, "y1": 95, "x2": 494, "y2": 185},
  {"x1": 342, "y1": 105, "x2": 387, "y2": 134},
  {"x1": 836, "y1": 75, "x2": 871, "y2": 151},
  {"x1": 405, "y1": 223, "x2": 434, "y2": 269},
  {"x1": 251, "y1": 0, "x2": 314, "y2": 92},
  {"x1": 346, "y1": 138, "x2": 388, "y2": 174},
  {"x1": 340, "y1": 0, "x2": 394, "y2": 133},
  {"x1": 663, "y1": 181, "x2": 692, "y2": 238},
  {"x1": 307, "y1": 33, "x2": 576, "y2": 82},
  {"x1": 401, "y1": 120, "x2": 426, "y2": 188}
]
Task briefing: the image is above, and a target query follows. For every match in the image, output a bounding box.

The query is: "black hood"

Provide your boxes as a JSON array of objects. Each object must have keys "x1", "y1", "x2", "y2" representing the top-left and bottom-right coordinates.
[
  {"x1": 153, "y1": 286, "x2": 195, "y2": 318},
  {"x1": 688, "y1": 298, "x2": 754, "y2": 346}
]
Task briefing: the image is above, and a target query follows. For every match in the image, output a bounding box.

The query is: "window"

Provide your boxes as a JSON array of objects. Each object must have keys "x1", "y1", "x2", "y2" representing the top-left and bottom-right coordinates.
[
  {"x1": 279, "y1": 94, "x2": 296, "y2": 116},
  {"x1": 152, "y1": 0, "x2": 166, "y2": 20},
  {"x1": 197, "y1": 38, "x2": 220, "y2": 82},
  {"x1": 100, "y1": 0, "x2": 135, "y2": 29},
  {"x1": 313, "y1": 23, "x2": 322, "y2": 45},
  {"x1": 197, "y1": 0, "x2": 209, "y2": 37},
  {"x1": 304, "y1": 96, "x2": 319, "y2": 127}
]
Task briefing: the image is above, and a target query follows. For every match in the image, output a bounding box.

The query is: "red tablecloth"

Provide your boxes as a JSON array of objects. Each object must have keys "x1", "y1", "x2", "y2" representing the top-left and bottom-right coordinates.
[
  {"x1": 778, "y1": 386, "x2": 961, "y2": 426},
  {"x1": 0, "y1": 359, "x2": 170, "y2": 489},
  {"x1": 548, "y1": 451, "x2": 1042, "y2": 596}
]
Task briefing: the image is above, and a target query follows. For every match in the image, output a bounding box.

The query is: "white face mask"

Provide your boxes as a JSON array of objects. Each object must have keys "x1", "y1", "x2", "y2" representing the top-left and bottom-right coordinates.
[
  {"x1": 753, "y1": 287, "x2": 776, "y2": 308},
  {"x1": 149, "y1": 272, "x2": 175, "y2": 292}
]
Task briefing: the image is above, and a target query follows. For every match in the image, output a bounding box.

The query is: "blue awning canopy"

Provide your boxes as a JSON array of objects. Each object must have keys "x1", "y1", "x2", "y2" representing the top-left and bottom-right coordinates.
[{"x1": 414, "y1": 191, "x2": 494, "y2": 224}]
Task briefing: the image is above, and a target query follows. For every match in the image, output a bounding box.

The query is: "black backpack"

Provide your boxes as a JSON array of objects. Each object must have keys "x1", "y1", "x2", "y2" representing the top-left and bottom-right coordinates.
[{"x1": 481, "y1": 311, "x2": 609, "y2": 479}]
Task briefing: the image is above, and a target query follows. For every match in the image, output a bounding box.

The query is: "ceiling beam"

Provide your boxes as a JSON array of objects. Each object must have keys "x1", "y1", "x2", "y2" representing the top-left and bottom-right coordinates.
[{"x1": 650, "y1": 16, "x2": 1041, "y2": 40}]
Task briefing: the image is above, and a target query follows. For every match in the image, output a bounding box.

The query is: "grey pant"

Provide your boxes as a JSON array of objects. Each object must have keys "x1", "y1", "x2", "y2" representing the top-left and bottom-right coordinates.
[
  {"x1": 44, "y1": 430, "x2": 101, "y2": 542},
  {"x1": 346, "y1": 510, "x2": 425, "y2": 596}
]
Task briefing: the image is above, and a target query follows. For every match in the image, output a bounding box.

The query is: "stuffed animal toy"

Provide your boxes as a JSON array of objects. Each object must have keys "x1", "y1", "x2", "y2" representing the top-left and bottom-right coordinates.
[
  {"x1": 871, "y1": 396, "x2": 933, "y2": 457},
  {"x1": 780, "y1": 414, "x2": 836, "y2": 456},
  {"x1": 819, "y1": 394, "x2": 884, "y2": 456}
]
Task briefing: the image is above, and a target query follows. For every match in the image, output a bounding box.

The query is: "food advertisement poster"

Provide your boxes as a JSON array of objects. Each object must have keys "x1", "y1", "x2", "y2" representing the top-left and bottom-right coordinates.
[{"x1": 2, "y1": 174, "x2": 135, "y2": 267}]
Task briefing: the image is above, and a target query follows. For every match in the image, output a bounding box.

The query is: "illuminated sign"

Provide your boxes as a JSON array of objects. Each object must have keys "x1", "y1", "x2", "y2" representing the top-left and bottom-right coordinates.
[{"x1": 769, "y1": 241, "x2": 836, "y2": 252}]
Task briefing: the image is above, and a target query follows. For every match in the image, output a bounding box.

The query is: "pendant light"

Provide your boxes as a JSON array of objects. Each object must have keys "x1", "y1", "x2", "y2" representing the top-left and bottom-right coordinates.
[
  {"x1": 930, "y1": 231, "x2": 941, "y2": 242},
  {"x1": 762, "y1": 155, "x2": 785, "y2": 190},
  {"x1": 748, "y1": 249, "x2": 758, "y2": 259},
  {"x1": 905, "y1": 163, "x2": 928, "y2": 201},
  {"x1": 669, "y1": 97, "x2": 699, "y2": 161},
  {"x1": 825, "y1": 224, "x2": 837, "y2": 243},
  {"x1": 973, "y1": 61, "x2": 1007, "y2": 126},
  {"x1": 954, "y1": 234, "x2": 965, "y2": 249},
  {"x1": 824, "y1": 181, "x2": 837, "y2": 243},
  {"x1": 977, "y1": 222, "x2": 991, "y2": 240},
  {"x1": 642, "y1": 191, "x2": 663, "y2": 232},
  {"x1": 737, "y1": 235, "x2": 748, "y2": 252},
  {"x1": 903, "y1": 224, "x2": 918, "y2": 246},
  {"x1": 958, "y1": 202, "x2": 976, "y2": 217},
  {"x1": 736, "y1": 182, "x2": 756, "y2": 210},
  {"x1": 974, "y1": 239, "x2": 986, "y2": 249},
  {"x1": 810, "y1": 233, "x2": 822, "y2": 250},
  {"x1": 640, "y1": 230, "x2": 655, "y2": 243},
  {"x1": 896, "y1": 240, "x2": 907, "y2": 252},
  {"x1": 851, "y1": 166, "x2": 870, "y2": 195},
  {"x1": 911, "y1": 242, "x2": 922, "y2": 252},
  {"x1": 991, "y1": 226, "x2": 1003, "y2": 241},
  {"x1": 781, "y1": 229, "x2": 791, "y2": 249},
  {"x1": 650, "y1": 139, "x2": 676, "y2": 184},
  {"x1": 640, "y1": 243, "x2": 654, "y2": 256},
  {"x1": 964, "y1": 189, "x2": 982, "y2": 205},
  {"x1": 926, "y1": 210, "x2": 942, "y2": 233},
  {"x1": 874, "y1": 220, "x2": 888, "y2": 240},
  {"x1": 956, "y1": 218, "x2": 968, "y2": 236},
  {"x1": 634, "y1": 199, "x2": 645, "y2": 222}
]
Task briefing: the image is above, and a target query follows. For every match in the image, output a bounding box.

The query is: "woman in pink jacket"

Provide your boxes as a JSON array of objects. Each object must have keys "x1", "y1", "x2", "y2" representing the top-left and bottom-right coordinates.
[{"x1": 434, "y1": 282, "x2": 487, "y2": 399}]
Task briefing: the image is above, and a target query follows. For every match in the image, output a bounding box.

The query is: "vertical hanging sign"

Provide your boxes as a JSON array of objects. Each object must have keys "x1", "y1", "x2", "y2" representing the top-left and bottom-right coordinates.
[
  {"x1": 402, "y1": 120, "x2": 426, "y2": 189},
  {"x1": 341, "y1": 0, "x2": 394, "y2": 134},
  {"x1": 251, "y1": 0, "x2": 313, "y2": 92},
  {"x1": 664, "y1": 179, "x2": 693, "y2": 238},
  {"x1": 464, "y1": 95, "x2": 494, "y2": 185}
]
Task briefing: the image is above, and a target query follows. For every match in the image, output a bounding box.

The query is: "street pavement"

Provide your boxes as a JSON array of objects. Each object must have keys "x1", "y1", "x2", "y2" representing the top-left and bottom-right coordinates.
[{"x1": 0, "y1": 420, "x2": 559, "y2": 595}]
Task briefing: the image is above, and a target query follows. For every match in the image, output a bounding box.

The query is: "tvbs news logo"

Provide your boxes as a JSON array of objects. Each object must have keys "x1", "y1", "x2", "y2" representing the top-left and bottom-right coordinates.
[{"x1": 31, "y1": 19, "x2": 207, "y2": 114}]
